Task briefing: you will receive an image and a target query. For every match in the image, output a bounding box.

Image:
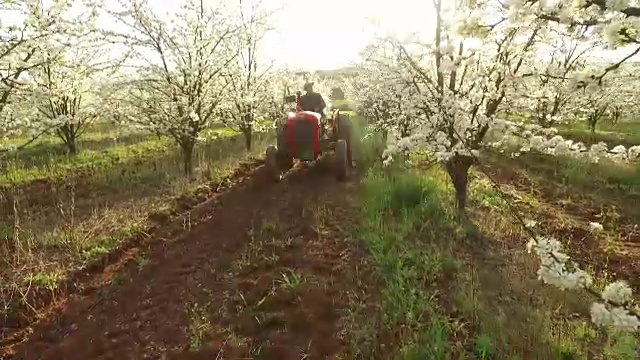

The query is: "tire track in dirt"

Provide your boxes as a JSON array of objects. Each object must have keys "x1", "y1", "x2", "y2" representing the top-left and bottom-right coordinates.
[
  {"x1": 177, "y1": 166, "x2": 372, "y2": 359},
  {"x1": 4, "y1": 163, "x2": 375, "y2": 360}
]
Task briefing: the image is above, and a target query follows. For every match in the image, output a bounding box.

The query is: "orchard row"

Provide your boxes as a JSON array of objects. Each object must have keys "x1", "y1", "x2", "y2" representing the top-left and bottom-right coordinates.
[{"x1": 2, "y1": 0, "x2": 640, "y2": 332}]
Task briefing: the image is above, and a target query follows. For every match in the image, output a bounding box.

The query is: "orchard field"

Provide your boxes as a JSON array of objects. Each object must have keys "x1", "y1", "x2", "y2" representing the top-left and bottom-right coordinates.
[{"x1": 2, "y1": 0, "x2": 640, "y2": 359}]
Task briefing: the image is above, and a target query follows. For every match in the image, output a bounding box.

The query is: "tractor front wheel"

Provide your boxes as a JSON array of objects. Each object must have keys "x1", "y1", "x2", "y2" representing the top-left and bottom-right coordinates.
[
  {"x1": 265, "y1": 145, "x2": 281, "y2": 182},
  {"x1": 335, "y1": 139, "x2": 348, "y2": 181}
]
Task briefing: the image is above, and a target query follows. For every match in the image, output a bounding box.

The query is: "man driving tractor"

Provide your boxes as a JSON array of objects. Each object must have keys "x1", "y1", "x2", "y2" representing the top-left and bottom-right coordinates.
[
  {"x1": 298, "y1": 82, "x2": 326, "y2": 119},
  {"x1": 267, "y1": 81, "x2": 352, "y2": 182}
]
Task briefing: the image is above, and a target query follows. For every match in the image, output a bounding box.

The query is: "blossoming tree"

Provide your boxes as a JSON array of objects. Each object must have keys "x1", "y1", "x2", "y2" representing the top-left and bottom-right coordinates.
[
  {"x1": 347, "y1": 40, "x2": 427, "y2": 143},
  {"x1": 0, "y1": 0, "x2": 98, "y2": 153},
  {"x1": 220, "y1": 0, "x2": 275, "y2": 151},
  {"x1": 27, "y1": 35, "x2": 112, "y2": 154},
  {"x1": 521, "y1": 0, "x2": 640, "y2": 85},
  {"x1": 512, "y1": 30, "x2": 593, "y2": 128},
  {"x1": 597, "y1": 64, "x2": 640, "y2": 126},
  {"x1": 357, "y1": 0, "x2": 545, "y2": 212},
  {"x1": 571, "y1": 78, "x2": 613, "y2": 133},
  {"x1": 104, "y1": 0, "x2": 241, "y2": 175}
]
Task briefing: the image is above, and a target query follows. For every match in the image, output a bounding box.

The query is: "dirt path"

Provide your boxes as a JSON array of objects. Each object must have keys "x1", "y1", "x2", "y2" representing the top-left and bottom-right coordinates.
[{"x1": 3, "y1": 163, "x2": 372, "y2": 360}]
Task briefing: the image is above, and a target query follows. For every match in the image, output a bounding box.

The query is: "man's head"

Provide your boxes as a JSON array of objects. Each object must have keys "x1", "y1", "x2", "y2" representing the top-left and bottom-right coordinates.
[{"x1": 303, "y1": 82, "x2": 314, "y2": 93}]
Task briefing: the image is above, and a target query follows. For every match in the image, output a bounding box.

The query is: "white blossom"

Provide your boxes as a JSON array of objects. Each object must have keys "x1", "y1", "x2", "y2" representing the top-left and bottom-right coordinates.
[{"x1": 589, "y1": 222, "x2": 604, "y2": 232}]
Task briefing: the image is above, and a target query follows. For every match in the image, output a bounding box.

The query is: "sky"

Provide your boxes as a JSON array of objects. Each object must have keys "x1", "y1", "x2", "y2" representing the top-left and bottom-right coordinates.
[
  {"x1": 0, "y1": 0, "x2": 436, "y2": 73},
  {"x1": 143, "y1": 0, "x2": 634, "y2": 70},
  {"x1": 3, "y1": 0, "x2": 637, "y2": 72},
  {"x1": 144, "y1": 0, "x2": 437, "y2": 71},
  {"x1": 258, "y1": 0, "x2": 437, "y2": 70}
]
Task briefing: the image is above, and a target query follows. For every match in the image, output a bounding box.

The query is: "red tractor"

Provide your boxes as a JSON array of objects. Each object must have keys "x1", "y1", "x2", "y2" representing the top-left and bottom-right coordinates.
[{"x1": 265, "y1": 98, "x2": 353, "y2": 182}]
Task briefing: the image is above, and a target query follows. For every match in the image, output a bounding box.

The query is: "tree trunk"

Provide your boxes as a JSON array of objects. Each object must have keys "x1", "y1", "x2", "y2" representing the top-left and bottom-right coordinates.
[
  {"x1": 59, "y1": 123, "x2": 78, "y2": 155},
  {"x1": 180, "y1": 141, "x2": 195, "y2": 176},
  {"x1": 445, "y1": 155, "x2": 473, "y2": 216},
  {"x1": 242, "y1": 126, "x2": 252, "y2": 151},
  {"x1": 538, "y1": 115, "x2": 551, "y2": 128},
  {"x1": 537, "y1": 114, "x2": 546, "y2": 128},
  {"x1": 66, "y1": 138, "x2": 78, "y2": 155},
  {"x1": 589, "y1": 119, "x2": 596, "y2": 134},
  {"x1": 612, "y1": 110, "x2": 621, "y2": 125},
  {"x1": 400, "y1": 124, "x2": 412, "y2": 138}
]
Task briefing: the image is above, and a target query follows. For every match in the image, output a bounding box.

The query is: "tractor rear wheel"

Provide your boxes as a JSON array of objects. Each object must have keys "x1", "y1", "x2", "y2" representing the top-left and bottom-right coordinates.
[
  {"x1": 336, "y1": 113, "x2": 353, "y2": 167},
  {"x1": 265, "y1": 145, "x2": 280, "y2": 182},
  {"x1": 335, "y1": 139, "x2": 348, "y2": 181}
]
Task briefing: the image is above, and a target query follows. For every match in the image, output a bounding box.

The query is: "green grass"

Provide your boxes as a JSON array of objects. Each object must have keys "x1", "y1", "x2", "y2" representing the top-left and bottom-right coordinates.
[
  {"x1": 503, "y1": 111, "x2": 640, "y2": 147},
  {"x1": 498, "y1": 151, "x2": 640, "y2": 192},
  {"x1": 1, "y1": 125, "x2": 242, "y2": 187},
  {"x1": 354, "y1": 167, "x2": 462, "y2": 359},
  {"x1": 2, "y1": 122, "x2": 148, "y2": 162},
  {"x1": 1, "y1": 138, "x2": 167, "y2": 185},
  {"x1": 486, "y1": 113, "x2": 640, "y2": 219},
  {"x1": 556, "y1": 121, "x2": 640, "y2": 148},
  {"x1": 348, "y1": 128, "x2": 466, "y2": 358},
  {"x1": 331, "y1": 99, "x2": 354, "y2": 111},
  {"x1": 352, "y1": 113, "x2": 640, "y2": 358}
]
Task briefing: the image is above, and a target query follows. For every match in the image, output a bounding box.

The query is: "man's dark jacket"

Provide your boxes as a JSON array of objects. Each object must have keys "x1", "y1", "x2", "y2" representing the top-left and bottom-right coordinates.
[{"x1": 299, "y1": 92, "x2": 326, "y2": 115}]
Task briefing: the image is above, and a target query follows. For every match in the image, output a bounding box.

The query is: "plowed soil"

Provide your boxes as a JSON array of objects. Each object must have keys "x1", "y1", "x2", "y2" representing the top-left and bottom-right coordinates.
[
  {"x1": 2, "y1": 162, "x2": 375, "y2": 360},
  {"x1": 482, "y1": 155, "x2": 640, "y2": 293}
]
